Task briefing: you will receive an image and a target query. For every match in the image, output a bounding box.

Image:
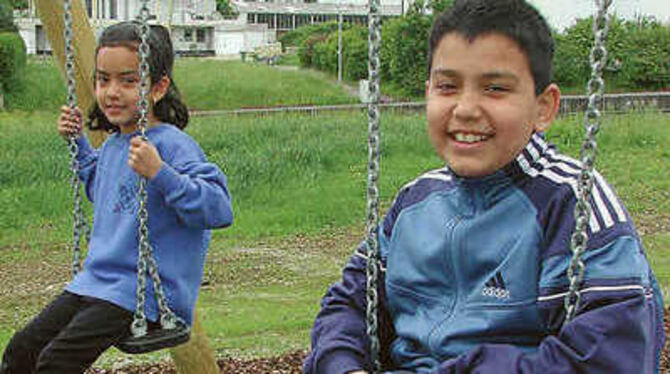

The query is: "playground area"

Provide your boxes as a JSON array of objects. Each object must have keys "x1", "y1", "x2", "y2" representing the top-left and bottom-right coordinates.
[
  {"x1": 1, "y1": 0, "x2": 669, "y2": 372},
  {"x1": 2, "y1": 103, "x2": 669, "y2": 372}
]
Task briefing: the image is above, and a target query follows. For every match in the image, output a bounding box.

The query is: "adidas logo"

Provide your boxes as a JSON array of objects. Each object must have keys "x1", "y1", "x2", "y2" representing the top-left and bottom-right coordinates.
[{"x1": 482, "y1": 271, "x2": 510, "y2": 299}]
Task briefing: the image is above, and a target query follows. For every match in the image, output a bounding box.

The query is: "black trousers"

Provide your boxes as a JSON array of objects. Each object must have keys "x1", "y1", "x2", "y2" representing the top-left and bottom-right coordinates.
[{"x1": 0, "y1": 291, "x2": 134, "y2": 374}]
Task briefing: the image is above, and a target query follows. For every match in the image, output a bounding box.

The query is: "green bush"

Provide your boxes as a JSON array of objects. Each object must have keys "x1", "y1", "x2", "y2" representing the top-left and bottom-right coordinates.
[
  {"x1": 0, "y1": 31, "x2": 26, "y2": 93},
  {"x1": 311, "y1": 35, "x2": 333, "y2": 72},
  {"x1": 553, "y1": 32, "x2": 587, "y2": 89},
  {"x1": 0, "y1": 0, "x2": 16, "y2": 32},
  {"x1": 311, "y1": 25, "x2": 368, "y2": 81},
  {"x1": 298, "y1": 33, "x2": 328, "y2": 67},
  {"x1": 380, "y1": 12, "x2": 432, "y2": 97},
  {"x1": 339, "y1": 26, "x2": 368, "y2": 81},
  {"x1": 619, "y1": 21, "x2": 670, "y2": 90},
  {"x1": 279, "y1": 21, "x2": 345, "y2": 49},
  {"x1": 552, "y1": 16, "x2": 669, "y2": 92}
]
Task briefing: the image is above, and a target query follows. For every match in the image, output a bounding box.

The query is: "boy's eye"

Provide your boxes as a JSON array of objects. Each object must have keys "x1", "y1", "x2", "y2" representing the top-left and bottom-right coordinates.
[
  {"x1": 436, "y1": 82, "x2": 457, "y2": 92},
  {"x1": 485, "y1": 84, "x2": 510, "y2": 93}
]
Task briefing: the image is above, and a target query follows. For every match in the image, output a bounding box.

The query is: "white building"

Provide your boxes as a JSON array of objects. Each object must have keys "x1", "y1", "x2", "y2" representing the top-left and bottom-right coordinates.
[
  {"x1": 16, "y1": 0, "x2": 275, "y2": 57},
  {"x1": 15, "y1": 0, "x2": 402, "y2": 57},
  {"x1": 235, "y1": 0, "x2": 402, "y2": 35}
]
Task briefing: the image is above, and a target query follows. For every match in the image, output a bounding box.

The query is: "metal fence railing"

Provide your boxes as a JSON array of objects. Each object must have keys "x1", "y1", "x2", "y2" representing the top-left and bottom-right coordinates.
[
  {"x1": 190, "y1": 92, "x2": 670, "y2": 117},
  {"x1": 559, "y1": 92, "x2": 670, "y2": 116}
]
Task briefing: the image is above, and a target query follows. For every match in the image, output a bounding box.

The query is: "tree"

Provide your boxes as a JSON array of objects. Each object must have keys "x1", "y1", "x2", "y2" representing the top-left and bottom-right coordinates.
[
  {"x1": 9, "y1": 0, "x2": 28, "y2": 9},
  {"x1": 380, "y1": 11, "x2": 432, "y2": 96},
  {"x1": 429, "y1": 0, "x2": 454, "y2": 15},
  {"x1": 215, "y1": 0, "x2": 237, "y2": 17},
  {"x1": 553, "y1": 14, "x2": 669, "y2": 91},
  {"x1": 0, "y1": 0, "x2": 16, "y2": 32},
  {"x1": 552, "y1": 16, "x2": 627, "y2": 89}
]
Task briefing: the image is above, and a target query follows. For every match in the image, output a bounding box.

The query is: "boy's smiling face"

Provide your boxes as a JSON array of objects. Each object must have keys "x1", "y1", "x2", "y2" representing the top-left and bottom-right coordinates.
[{"x1": 426, "y1": 32, "x2": 559, "y2": 178}]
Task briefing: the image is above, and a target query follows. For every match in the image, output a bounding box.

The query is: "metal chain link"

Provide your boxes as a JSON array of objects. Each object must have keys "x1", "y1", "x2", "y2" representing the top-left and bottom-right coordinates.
[
  {"x1": 564, "y1": 0, "x2": 612, "y2": 323},
  {"x1": 131, "y1": 0, "x2": 179, "y2": 337},
  {"x1": 365, "y1": 0, "x2": 382, "y2": 370},
  {"x1": 63, "y1": 0, "x2": 89, "y2": 277}
]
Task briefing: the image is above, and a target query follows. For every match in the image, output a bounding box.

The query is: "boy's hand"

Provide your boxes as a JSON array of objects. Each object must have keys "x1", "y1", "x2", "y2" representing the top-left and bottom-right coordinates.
[
  {"x1": 57, "y1": 105, "x2": 83, "y2": 140},
  {"x1": 347, "y1": 371, "x2": 369, "y2": 374},
  {"x1": 129, "y1": 136, "x2": 163, "y2": 179}
]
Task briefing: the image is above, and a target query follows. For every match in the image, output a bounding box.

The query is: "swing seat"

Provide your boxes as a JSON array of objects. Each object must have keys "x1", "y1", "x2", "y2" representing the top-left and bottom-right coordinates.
[{"x1": 115, "y1": 320, "x2": 191, "y2": 354}]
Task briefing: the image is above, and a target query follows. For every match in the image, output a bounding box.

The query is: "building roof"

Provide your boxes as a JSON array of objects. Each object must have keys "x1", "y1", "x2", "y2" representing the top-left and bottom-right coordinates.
[{"x1": 233, "y1": 1, "x2": 402, "y2": 16}]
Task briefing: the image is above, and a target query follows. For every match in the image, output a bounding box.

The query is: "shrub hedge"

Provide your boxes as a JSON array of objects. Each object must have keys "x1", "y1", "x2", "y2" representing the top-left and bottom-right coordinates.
[
  {"x1": 0, "y1": 31, "x2": 26, "y2": 93},
  {"x1": 294, "y1": 12, "x2": 670, "y2": 97}
]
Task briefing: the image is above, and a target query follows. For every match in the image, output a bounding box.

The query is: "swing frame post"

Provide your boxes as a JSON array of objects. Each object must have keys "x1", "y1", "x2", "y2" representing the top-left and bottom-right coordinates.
[
  {"x1": 35, "y1": 1, "x2": 219, "y2": 372},
  {"x1": 34, "y1": 0, "x2": 104, "y2": 147}
]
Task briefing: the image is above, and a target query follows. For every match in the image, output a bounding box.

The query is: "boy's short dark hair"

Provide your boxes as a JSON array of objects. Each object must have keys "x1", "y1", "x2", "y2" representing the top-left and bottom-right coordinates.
[{"x1": 428, "y1": 0, "x2": 554, "y2": 95}]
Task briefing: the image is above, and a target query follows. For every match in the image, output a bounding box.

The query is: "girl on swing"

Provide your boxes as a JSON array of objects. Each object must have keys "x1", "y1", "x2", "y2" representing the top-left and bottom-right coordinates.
[{"x1": 0, "y1": 22, "x2": 233, "y2": 373}]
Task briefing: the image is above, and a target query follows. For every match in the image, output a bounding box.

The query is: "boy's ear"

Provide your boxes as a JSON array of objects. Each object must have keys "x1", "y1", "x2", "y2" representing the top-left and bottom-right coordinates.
[
  {"x1": 534, "y1": 83, "x2": 561, "y2": 133},
  {"x1": 151, "y1": 75, "x2": 171, "y2": 103},
  {"x1": 425, "y1": 80, "x2": 430, "y2": 99}
]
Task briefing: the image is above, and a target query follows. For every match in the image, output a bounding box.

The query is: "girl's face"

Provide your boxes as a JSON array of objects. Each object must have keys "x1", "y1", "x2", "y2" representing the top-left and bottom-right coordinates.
[{"x1": 95, "y1": 45, "x2": 156, "y2": 134}]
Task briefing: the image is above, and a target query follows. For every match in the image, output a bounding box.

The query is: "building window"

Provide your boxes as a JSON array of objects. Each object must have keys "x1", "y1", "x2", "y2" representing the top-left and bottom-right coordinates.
[
  {"x1": 109, "y1": 0, "x2": 118, "y2": 19},
  {"x1": 295, "y1": 14, "x2": 309, "y2": 27},
  {"x1": 248, "y1": 14, "x2": 255, "y2": 23},
  {"x1": 197, "y1": 29, "x2": 206, "y2": 43},
  {"x1": 184, "y1": 28, "x2": 193, "y2": 41}
]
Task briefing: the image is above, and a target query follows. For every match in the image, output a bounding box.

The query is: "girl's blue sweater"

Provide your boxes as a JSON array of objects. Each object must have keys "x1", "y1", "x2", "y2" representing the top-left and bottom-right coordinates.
[{"x1": 66, "y1": 124, "x2": 233, "y2": 325}]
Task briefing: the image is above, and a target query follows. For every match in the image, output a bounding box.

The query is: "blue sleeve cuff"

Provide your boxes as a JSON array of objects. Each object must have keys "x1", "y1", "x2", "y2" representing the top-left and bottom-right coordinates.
[
  {"x1": 75, "y1": 135, "x2": 94, "y2": 156},
  {"x1": 318, "y1": 351, "x2": 366, "y2": 374}
]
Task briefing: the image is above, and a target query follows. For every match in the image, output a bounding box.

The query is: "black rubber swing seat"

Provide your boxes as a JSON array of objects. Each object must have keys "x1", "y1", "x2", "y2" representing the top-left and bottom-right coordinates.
[{"x1": 115, "y1": 320, "x2": 191, "y2": 354}]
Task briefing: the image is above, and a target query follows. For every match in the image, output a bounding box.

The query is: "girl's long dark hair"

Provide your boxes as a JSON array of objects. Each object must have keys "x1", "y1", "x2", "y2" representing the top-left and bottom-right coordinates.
[{"x1": 87, "y1": 21, "x2": 189, "y2": 132}]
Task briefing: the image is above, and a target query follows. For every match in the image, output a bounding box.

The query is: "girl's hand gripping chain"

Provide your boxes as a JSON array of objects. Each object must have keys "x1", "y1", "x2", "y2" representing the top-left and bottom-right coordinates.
[
  {"x1": 129, "y1": 136, "x2": 163, "y2": 179},
  {"x1": 58, "y1": 105, "x2": 83, "y2": 139}
]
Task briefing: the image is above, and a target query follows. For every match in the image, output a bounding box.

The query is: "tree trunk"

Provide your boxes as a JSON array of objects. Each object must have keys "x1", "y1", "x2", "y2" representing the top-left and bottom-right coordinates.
[{"x1": 35, "y1": 2, "x2": 219, "y2": 373}]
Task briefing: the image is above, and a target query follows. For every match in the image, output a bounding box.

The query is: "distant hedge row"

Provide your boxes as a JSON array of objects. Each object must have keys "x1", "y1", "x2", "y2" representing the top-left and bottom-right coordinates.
[
  {"x1": 0, "y1": 0, "x2": 25, "y2": 95},
  {"x1": 554, "y1": 17, "x2": 670, "y2": 91},
  {"x1": 283, "y1": 11, "x2": 670, "y2": 97},
  {"x1": 0, "y1": 32, "x2": 25, "y2": 93}
]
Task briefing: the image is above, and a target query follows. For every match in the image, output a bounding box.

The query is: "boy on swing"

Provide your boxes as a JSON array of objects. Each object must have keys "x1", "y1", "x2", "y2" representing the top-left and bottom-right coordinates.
[{"x1": 304, "y1": 0, "x2": 665, "y2": 372}]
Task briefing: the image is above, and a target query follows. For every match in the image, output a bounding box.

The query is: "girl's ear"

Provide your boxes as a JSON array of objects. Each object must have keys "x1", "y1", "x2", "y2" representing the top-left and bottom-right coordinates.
[{"x1": 151, "y1": 75, "x2": 171, "y2": 103}]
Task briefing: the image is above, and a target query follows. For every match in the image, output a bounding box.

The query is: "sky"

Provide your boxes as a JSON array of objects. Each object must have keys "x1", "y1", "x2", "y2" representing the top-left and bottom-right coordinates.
[{"x1": 528, "y1": 0, "x2": 670, "y2": 30}]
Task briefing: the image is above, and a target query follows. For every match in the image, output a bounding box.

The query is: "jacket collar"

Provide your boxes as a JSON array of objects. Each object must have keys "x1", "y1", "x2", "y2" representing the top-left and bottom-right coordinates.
[{"x1": 449, "y1": 132, "x2": 549, "y2": 186}]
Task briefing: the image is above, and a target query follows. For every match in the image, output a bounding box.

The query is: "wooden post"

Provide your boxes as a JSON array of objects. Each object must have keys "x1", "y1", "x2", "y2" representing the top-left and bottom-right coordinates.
[
  {"x1": 170, "y1": 309, "x2": 220, "y2": 374},
  {"x1": 0, "y1": 83, "x2": 5, "y2": 111},
  {"x1": 35, "y1": 0, "x2": 105, "y2": 147},
  {"x1": 35, "y1": 2, "x2": 220, "y2": 373}
]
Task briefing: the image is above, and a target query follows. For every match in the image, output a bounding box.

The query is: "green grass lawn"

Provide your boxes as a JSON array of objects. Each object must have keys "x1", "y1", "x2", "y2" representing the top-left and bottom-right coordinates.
[
  {"x1": 4, "y1": 56, "x2": 357, "y2": 113},
  {"x1": 0, "y1": 110, "x2": 668, "y2": 367}
]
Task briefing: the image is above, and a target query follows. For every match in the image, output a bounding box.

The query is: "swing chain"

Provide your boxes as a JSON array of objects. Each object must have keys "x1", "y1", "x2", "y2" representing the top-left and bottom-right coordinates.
[
  {"x1": 365, "y1": 0, "x2": 382, "y2": 369},
  {"x1": 64, "y1": 0, "x2": 89, "y2": 277},
  {"x1": 564, "y1": 0, "x2": 612, "y2": 323},
  {"x1": 131, "y1": 0, "x2": 178, "y2": 337}
]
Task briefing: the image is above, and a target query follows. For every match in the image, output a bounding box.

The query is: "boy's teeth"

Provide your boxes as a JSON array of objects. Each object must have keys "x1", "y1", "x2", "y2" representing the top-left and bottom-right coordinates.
[{"x1": 454, "y1": 133, "x2": 488, "y2": 143}]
